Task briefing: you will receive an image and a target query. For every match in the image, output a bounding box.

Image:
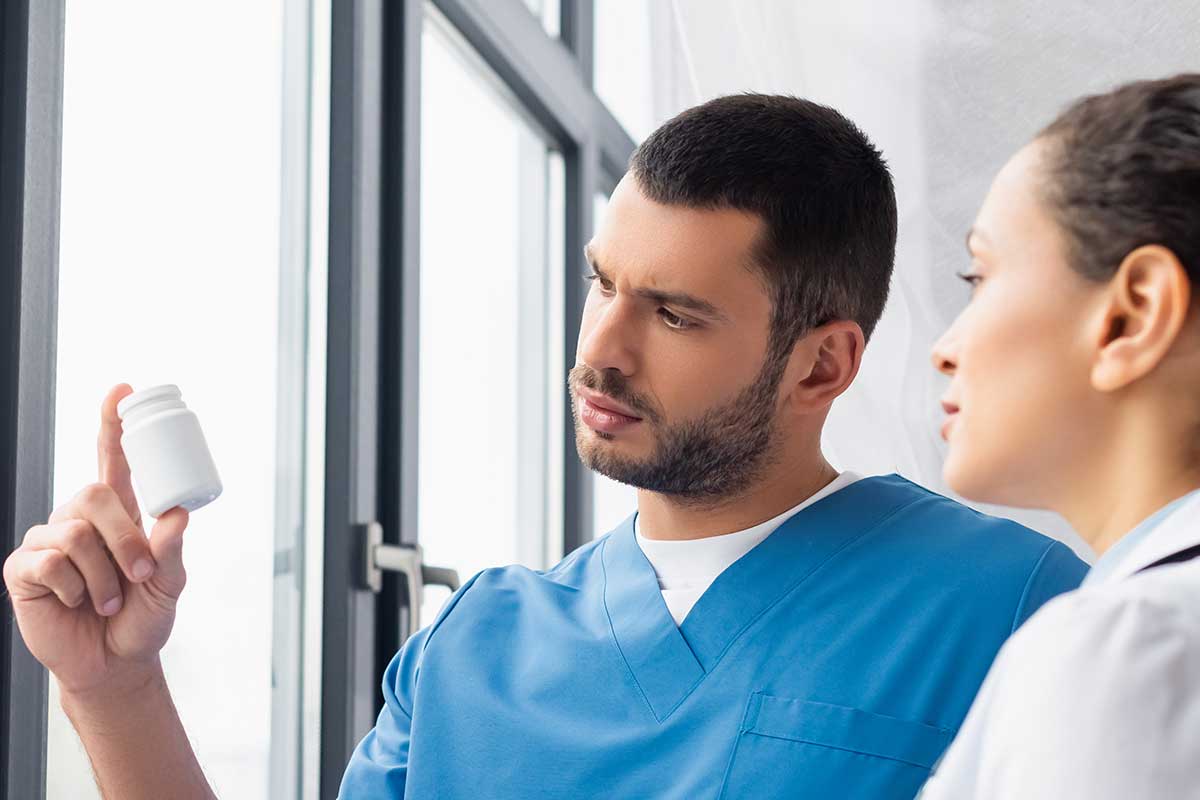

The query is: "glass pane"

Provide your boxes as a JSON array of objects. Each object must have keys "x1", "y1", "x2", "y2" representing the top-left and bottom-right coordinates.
[
  {"x1": 587, "y1": 191, "x2": 640, "y2": 537},
  {"x1": 48, "y1": 2, "x2": 322, "y2": 798},
  {"x1": 298, "y1": 5, "x2": 332, "y2": 798},
  {"x1": 594, "y1": 1, "x2": 659, "y2": 142},
  {"x1": 521, "y1": 0, "x2": 561, "y2": 39},
  {"x1": 418, "y1": 10, "x2": 564, "y2": 619}
]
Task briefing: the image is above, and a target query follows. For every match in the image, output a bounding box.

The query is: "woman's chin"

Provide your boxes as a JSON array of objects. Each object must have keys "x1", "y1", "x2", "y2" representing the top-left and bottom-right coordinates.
[
  {"x1": 944, "y1": 451, "x2": 1044, "y2": 510},
  {"x1": 942, "y1": 450, "x2": 994, "y2": 504}
]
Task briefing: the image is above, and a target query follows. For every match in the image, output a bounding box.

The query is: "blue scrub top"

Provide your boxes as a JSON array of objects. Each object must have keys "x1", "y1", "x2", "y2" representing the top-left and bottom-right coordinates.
[{"x1": 339, "y1": 474, "x2": 1086, "y2": 799}]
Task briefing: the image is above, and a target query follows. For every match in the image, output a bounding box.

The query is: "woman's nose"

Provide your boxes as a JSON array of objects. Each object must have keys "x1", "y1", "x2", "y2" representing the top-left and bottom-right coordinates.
[{"x1": 930, "y1": 333, "x2": 958, "y2": 376}]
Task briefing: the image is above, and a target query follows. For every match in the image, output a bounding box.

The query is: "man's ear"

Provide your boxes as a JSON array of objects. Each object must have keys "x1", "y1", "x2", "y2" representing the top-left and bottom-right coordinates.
[
  {"x1": 1091, "y1": 245, "x2": 1192, "y2": 392},
  {"x1": 783, "y1": 320, "x2": 865, "y2": 412}
]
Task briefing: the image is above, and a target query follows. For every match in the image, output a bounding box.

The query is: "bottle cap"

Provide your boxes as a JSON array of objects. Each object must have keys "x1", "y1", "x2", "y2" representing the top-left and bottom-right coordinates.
[{"x1": 117, "y1": 384, "x2": 182, "y2": 420}]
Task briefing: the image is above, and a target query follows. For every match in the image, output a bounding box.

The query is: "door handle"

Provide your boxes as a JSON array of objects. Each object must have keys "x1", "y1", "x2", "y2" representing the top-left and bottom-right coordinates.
[{"x1": 356, "y1": 521, "x2": 460, "y2": 631}]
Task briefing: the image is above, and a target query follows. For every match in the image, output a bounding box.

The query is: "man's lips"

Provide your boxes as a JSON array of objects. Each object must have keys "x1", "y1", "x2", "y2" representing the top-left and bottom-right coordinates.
[{"x1": 577, "y1": 387, "x2": 643, "y2": 420}]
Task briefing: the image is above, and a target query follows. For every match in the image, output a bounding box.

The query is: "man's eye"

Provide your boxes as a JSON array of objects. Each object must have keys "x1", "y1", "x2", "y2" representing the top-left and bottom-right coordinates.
[
  {"x1": 584, "y1": 274, "x2": 615, "y2": 294},
  {"x1": 658, "y1": 308, "x2": 693, "y2": 330}
]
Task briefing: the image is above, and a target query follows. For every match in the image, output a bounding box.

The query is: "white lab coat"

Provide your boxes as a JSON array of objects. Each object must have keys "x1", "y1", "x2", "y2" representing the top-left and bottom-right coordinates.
[{"x1": 920, "y1": 491, "x2": 1200, "y2": 799}]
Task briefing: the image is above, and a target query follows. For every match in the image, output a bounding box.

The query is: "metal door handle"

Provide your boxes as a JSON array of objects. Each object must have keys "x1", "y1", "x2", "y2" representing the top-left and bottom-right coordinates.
[{"x1": 356, "y1": 521, "x2": 460, "y2": 631}]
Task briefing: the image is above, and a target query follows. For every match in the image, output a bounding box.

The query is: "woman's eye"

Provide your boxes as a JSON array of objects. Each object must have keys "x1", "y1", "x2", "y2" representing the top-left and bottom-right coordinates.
[
  {"x1": 955, "y1": 271, "x2": 983, "y2": 292},
  {"x1": 658, "y1": 308, "x2": 693, "y2": 330}
]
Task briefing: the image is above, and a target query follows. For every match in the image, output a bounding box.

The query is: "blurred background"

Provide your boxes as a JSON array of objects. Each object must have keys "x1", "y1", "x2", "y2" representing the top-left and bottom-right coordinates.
[{"x1": 5, "y1": 0, "x2": 1197, "y2": 797}]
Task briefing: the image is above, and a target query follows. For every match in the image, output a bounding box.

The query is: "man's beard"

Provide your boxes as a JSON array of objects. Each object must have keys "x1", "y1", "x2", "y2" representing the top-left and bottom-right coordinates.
[{"x1": 568, "y1": 352, "x2": 788, "y2": 507}]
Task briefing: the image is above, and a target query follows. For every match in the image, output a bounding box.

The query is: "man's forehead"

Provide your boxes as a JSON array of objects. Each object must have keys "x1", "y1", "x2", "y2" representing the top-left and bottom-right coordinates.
[
  {"x1": 596, "y1": 178, "x2": 765, "y2": 280},
  {"x1": 586, "y1": 234, "x2": 756, "y2": 290}
]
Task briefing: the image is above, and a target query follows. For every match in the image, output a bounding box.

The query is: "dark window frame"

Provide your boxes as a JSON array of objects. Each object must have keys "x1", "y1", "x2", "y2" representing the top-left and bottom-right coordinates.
[{"x1": 0, "y1": 2, "x2": 65, "y2": 799}]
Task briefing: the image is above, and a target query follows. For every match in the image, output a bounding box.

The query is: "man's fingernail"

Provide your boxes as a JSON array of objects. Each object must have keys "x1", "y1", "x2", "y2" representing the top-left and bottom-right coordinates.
[
  {"x1": 133, "y1": 559, "x2": 154, "y2": 580},
  {"x1": 101, "y1": 596, "x2": 122, "y2": 616}
]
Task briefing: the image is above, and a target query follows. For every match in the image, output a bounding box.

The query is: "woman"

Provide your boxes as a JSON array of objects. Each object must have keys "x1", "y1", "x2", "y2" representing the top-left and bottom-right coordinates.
[{"x1": 921, "y1": 74, "x2": 1200, "y2": 798}]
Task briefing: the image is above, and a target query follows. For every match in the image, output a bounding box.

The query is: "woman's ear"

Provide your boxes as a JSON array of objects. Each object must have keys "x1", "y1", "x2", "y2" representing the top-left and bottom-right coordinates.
[
  {"x1": 1091, "y1": 245, "x2": 1192, "y2": 392},
  {"x1": 784, "y1": 320, "x2": 865, "y2": 412}
]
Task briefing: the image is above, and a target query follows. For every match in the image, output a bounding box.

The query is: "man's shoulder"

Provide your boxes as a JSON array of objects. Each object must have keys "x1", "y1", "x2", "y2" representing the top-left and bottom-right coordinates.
[
  {"x1": 862, "y1": 474, "x2": 1085, "y2": 567},
  {"x1": 849, "y1": 475, "x2": 1089, "y2": 621},
  {"x1": 435, "y1": 532, "x2": 612, "y2": 616}
]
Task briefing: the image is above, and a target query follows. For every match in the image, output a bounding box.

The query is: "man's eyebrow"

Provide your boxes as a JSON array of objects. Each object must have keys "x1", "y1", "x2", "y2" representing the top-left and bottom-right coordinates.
[
  {"x1": 582, "y1": 245, "x2": 730, "y2": 323},
  {"x1": 636, "y1": 286, "x2": 729, "y2": 323}
]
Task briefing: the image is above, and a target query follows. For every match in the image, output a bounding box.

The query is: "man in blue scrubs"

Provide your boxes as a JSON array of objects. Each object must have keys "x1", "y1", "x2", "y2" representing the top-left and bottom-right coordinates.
[
  {"x1": 339, "y1": 95, "x2": 1087, "y2": 797},
  {"x1": 3, "y1": 95, "x2": 1086, "y2": 800}
]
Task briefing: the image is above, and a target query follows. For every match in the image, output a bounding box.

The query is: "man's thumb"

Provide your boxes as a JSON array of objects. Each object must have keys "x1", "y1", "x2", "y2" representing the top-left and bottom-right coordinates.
[{"x1": 147, "y1": 507, "x2": 190, "y2": 579}]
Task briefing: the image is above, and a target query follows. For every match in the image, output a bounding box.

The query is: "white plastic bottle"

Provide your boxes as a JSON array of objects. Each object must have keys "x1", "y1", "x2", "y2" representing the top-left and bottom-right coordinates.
[{"x1": 116, "y1": 384, "x2": 223, "y2": 517}]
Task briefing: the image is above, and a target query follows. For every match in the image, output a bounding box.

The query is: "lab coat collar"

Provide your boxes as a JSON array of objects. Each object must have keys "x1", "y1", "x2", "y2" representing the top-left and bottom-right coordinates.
[
  {"x1": 1104, "y1": 490, "x2": 1200, "y2": 584},
  {"x1": 601, "y1": 474, "x2": 921, "y2": 722}
]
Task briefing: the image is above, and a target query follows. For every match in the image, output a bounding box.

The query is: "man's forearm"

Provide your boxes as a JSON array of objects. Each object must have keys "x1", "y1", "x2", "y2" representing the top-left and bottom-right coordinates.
[{"x1": 59, "y1": 662, "x2": 217, "y2": 800}]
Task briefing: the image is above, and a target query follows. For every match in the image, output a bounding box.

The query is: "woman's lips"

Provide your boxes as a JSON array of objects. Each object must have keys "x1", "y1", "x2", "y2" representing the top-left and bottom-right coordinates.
[
  {"x1": 940, "y1": 413, "x2": 958, "y2": 441},
  {"x1": 940, "y1": 399, "x2": 960, "y2": 441}
]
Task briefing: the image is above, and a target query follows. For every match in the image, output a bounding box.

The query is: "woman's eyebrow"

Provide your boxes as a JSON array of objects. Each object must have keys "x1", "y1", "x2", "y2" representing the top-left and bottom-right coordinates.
[{"x1": 583, "y1": 245, "x2": 730, "y2": 323}]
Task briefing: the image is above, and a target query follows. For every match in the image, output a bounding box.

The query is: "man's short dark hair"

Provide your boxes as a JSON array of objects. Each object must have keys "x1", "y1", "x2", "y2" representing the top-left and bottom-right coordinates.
[
  {"x1": 1037, "y1": 73, "x2": 1200, "y2": 289},
  {"x1": 629, "y1": 93, "x2": 897, "y2": 360}
]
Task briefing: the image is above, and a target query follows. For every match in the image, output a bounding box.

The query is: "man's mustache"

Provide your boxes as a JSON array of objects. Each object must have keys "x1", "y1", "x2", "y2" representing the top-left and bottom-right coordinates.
[{"x1": 568, "y1": 365, "x2": 660, "y2": 423}]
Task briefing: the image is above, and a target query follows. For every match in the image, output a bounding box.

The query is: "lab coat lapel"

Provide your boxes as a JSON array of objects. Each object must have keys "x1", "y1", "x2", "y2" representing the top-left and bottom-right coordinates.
[
  {"x1": 1108, "y1": 491, "x2": 1200, "y2": 583},
  {"x1": 602, "y1": 515, "x2": 705, "y2": 721}
]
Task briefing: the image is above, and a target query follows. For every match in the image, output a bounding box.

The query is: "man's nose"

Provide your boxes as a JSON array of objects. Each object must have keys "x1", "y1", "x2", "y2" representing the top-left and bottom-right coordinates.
[{"x1": 577, "y1": 299, "x2": 637, "y2": 376}]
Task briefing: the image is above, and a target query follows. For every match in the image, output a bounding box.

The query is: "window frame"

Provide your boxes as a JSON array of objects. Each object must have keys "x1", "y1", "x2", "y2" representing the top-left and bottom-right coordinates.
[
  {"x1": 322, "y1": 2, "x2": 634, "y2": 796},
  {"x1": 0, "y1": 1, "x2": 65, "y2": 798}
]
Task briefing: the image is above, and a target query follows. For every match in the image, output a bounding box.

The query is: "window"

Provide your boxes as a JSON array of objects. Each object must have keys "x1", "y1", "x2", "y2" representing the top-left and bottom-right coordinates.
[
  {"x1": 45, "y1": 1, "x2": 324, "y2": 797},
  {"x1": 1, "y1": 2, "x2": 633, "y2": 797},
  {"x1": 417, "y1": 10, "x2": 566, "y2": 616},
  {"x1": 521, "y1": 0, "x2": 561, "y2": 38},
  {"x1": 594, "y1": 1, "x2": 659, "y2": 142}
]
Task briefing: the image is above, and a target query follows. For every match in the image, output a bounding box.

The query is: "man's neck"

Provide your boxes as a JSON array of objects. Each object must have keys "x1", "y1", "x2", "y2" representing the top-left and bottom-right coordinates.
[{"x1": 636, "y1": 457, "x2": 840, "y2": 541}]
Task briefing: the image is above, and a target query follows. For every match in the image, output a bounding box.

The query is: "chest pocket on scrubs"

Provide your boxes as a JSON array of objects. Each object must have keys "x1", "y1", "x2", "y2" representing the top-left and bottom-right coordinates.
[{"x1": 717, "y1": 694, "x2": 954, "y2": 800}]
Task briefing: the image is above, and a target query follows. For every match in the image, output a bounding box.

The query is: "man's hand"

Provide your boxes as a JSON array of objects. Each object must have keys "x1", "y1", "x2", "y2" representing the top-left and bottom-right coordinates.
[
  {"x1": 3, "y1": 383, "x2": 217, "y2": 799},
  {"x1": 3, "y1": 383, "x2": 189, "y2": 695}
]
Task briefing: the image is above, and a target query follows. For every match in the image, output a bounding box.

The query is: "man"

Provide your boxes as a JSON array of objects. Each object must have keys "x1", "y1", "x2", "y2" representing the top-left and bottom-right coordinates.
[{"x1": 4, "y1": 95, "x2": 1086, "y2": 799}]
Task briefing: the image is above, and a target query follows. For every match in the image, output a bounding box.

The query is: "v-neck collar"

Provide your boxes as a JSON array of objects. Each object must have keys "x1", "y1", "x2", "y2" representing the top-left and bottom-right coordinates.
[{"x1": 600, "y1": 474, "x2": 923, "y2": 721}]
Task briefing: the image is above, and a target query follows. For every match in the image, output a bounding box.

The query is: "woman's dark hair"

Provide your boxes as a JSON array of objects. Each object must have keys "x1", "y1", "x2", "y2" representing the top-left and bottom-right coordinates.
[
  {"x1": 1037, "y1": 74, "x2": 1200, "y2": 287},
  {"x1": 629, "y1": 94, "x2": 897, "y2": 361}
]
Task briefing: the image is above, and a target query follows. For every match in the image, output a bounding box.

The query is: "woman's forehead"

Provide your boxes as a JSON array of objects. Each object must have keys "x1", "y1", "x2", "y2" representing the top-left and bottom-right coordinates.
[{"x1": 975, "y1": 144, "x2": 1060, "y2": 254}]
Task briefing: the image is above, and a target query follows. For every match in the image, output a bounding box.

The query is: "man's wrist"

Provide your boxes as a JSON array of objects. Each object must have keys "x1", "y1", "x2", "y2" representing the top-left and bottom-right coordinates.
[
  {"x1": 55, "y1": 658, "x2": 216, "y2": 800},
  {"x1": 58, "y1": 659, "x2": 167, "y2": 725}
]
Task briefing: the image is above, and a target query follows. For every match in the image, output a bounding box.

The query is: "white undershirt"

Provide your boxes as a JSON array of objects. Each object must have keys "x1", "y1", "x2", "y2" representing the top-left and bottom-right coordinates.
[{"x1": 635, "y1": 471, "x2": 864, "y2": 625}]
